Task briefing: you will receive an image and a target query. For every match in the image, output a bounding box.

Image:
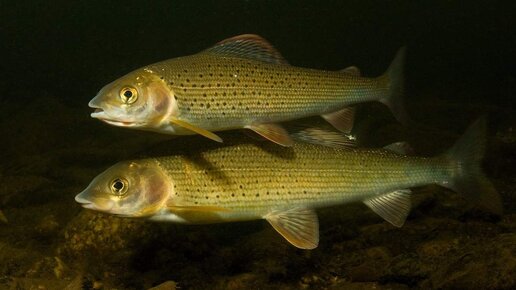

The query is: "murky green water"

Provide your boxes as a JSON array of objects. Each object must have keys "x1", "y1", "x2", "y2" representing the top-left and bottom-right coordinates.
[{"x1": 1, "y1": 1, "x2": 515, "y2": 289}]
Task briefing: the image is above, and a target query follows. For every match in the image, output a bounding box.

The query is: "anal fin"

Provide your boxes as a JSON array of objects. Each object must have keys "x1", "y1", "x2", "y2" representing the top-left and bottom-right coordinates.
[
  {"x1": 265, "y1": 208, "x2": 319, "y2": 249},
  {"x1": 245, "y1": 123, "x2": 294, "y2": 147},
  {"x1": 290, "y1": 127, "x2": 355, "y2": 148},
  {"x1": 340, "y1": 66, "x2": 361, "y2": 76},
  {"x1": 321, "y1": 107, "x2": 355, "y2": 134},
  {"x1": 170, "y1": 117, "x2": 223, "y2": 143},
  {"x1": 383, "y1": 142, "x2": 414, "y2": 155},
  {"x1": 363, "y1": 189, "x2": 412, "y2": 227}
]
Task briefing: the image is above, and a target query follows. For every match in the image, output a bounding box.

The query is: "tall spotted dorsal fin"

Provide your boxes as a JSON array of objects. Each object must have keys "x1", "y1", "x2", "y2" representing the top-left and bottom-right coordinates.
[{"x1": 202, "y1": 34, "x2": 288, "y2": 65}]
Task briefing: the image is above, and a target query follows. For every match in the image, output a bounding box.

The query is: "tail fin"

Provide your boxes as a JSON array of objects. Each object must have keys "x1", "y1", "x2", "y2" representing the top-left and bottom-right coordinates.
[
  {"x1": 379, "y1": 47, "x2": 408, "y2": 125},
  {"x1": 443, "y1": 117, "x2": 503, "y2": 215}
]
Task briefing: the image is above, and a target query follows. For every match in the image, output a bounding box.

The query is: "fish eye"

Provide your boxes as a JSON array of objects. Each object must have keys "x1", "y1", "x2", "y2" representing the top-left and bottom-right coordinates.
[
  {"x1": 119, "y1": 87, "x2": 138, "y2": 104},
  {"x1": 110, "y1": 178, "x2": 128, "y2": 197}
]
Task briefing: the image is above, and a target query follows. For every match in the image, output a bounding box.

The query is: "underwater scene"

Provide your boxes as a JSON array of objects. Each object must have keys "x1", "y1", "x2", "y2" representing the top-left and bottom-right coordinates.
[{"x1": 1, "y1": 1, "x2": 515, "y2": 289}]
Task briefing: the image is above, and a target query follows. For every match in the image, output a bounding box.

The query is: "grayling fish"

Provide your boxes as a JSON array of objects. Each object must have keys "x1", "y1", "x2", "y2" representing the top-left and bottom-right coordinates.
[
  {"x1": 88, "y1": 34, "x2": 405, "y2": 146},
  {"x1": 75, "y1": 118, "x2": 501, "y2": 249}
]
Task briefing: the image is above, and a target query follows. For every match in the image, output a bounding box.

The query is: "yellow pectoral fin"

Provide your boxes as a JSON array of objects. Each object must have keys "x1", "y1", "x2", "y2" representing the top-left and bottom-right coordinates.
[
  {"x1": 170, "y1": 118, "x2": 223, "y2": 143},
  {"x1": 167, "y1": 204, "x2": 231, "y2": 213},
  {"x1": 167, "y1": 204, "x2": 232, "y2": 223}
]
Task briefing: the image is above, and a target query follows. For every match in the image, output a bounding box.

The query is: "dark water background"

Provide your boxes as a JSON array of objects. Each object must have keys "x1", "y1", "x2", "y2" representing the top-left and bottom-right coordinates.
[{"x1": 1, "y1": 1, "x2": 515, "y2": 289}]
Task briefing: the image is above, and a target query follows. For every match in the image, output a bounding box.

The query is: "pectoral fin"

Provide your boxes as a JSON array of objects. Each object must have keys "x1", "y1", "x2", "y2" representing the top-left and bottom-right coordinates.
[
  {"x1": 168, "y1": 205, "x2": 231, "y2": 212},
  {"x1": 166, "y1": 200, "x2": 230, "y2": 213},
  {"x1": 170, "y1": 117, "x2": 223, "y2": 143},
  {"x1": 245, "y1": 123, "x2": 294, "y2": 147},
  {"x1": 265, "y1": 208, "x2": 319, "y2": 249},
  {"x1": 364, "y1": 189, "x2": 412, "y2": 227},
  {"x1": 166, "y1": 202, "x2": 232, "y2": 223}
]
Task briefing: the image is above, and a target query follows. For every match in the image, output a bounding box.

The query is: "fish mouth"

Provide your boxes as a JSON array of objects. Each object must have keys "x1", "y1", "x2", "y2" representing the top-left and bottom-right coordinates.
[
  {"x1": 90, "y1": 108, "x2": 137, "y2": 127},
  {"x1": 75, "y1": 193, "x2": 115, "y2": 212},
  {"x1": 75, "y1": 194, "x2": 96, "y2": 210}
]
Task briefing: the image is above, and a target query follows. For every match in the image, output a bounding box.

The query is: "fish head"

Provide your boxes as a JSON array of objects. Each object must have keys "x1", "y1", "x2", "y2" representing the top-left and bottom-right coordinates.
[
  {"x1": 89, "y1": 69, "x2": 174, "y2": 129},
  {"x1": 75, "y1": 160, "x2": 172, "y2": 217}
]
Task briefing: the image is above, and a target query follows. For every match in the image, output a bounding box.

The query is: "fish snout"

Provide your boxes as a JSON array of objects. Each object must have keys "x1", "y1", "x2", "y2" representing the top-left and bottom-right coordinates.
[
  {"x1": 75, "y1": 193, "x2": 92, "y2": 207},
  {"x1": 88, "y1": 96, "x2": 108, "y2": 119},
  {"x1": 75, "y1": 190, "x2": 116, "y2": 212},
  {"x1": 88, "y1": 95, "x2": 103, "y2": 109}
]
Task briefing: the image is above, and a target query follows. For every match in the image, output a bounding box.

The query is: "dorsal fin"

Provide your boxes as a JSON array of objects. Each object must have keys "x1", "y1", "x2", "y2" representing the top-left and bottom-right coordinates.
[{"x1": 202, "y1": 34, "x2": 289, "y2": 65}]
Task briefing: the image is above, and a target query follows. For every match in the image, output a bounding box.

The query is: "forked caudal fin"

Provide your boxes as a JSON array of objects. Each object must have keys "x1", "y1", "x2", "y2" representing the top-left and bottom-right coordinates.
[
  {"x1": 442, "y1": 117, "x2": 503, "y2": 215},
  {"x1": 378, "y1": 47, "x2": 408, "y2": 125}
]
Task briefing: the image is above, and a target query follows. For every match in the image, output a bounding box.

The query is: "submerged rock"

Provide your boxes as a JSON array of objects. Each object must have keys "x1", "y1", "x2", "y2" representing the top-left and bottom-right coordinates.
[{"x1": 58, "y1": 210, "x2": 161, "y2": 259}]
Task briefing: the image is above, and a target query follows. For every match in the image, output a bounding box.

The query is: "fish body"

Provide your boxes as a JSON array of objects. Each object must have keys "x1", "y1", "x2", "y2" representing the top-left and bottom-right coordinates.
[
  {"x1": 76, "y1": 118, "x2": 502, "y2": 249},
  {"x1": 89, "y1": 34, "x2": 405, "y2": 145}
]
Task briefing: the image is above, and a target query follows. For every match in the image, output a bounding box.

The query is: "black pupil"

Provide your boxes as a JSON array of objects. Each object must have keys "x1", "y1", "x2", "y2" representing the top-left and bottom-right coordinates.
[
  {"x1": 113, "y1": 180, "x2": 124, "y2": 191},
  {"x1": 123, "y1": 90, "x2": 133, "y2": 98}
]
